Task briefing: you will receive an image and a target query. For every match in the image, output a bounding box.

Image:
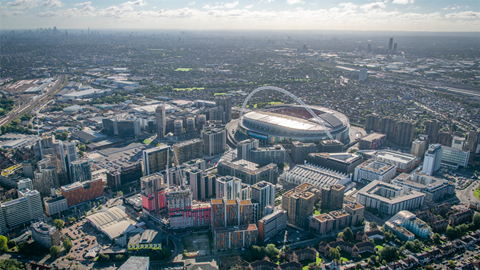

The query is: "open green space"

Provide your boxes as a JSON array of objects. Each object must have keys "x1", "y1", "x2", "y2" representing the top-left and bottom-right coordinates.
[
  {"x1": 143, "y1": 139, "x2": 152, "y2": 145},
  {"x1": 268, "y1": 101, "x2": 283, "y2": 105},
  {"x1": 474, "y1": 186, "x2": 480, "y2": 199},
  {"x1": 173, "y1": 87, "x2": 205, "y2": 91},
  {"x1": 174, "y1": 68, "x2": 193, "y2": 71},
  {"x1": 214, "y1": 93, "x2": 227, "y2": 96},
  {"x1": 376, "y1": 245, "x2": 384, "y2": 251}
]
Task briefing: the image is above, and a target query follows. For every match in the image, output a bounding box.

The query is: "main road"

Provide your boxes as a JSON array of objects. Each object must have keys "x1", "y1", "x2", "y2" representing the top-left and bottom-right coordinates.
[{"x1": 0, "y1": 75, "x2": 66, "y2": 127}]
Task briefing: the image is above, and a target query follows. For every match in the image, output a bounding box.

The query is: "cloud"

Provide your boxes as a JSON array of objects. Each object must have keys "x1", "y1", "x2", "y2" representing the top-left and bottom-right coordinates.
[
  {"x1": 245, "y1": 4, "x2": 253, "y2": 9},
  {"x1": 392, "y1": 0, "x2": 414, "y2": 4},
  {"x1": 37, "y1": 10, "x2": 60, "y2": 16},
  {"x1": 338, "y1": 3, "x2": 358, "y2": 10},
  {"x1": 75, "y1": 2, "x2": 91, "y2": 6},
  {"x1": 41, "y1": 0, "x2": 63, "y2": 7},
  {"x1": 287, "y1": 0, "x2": 304, "y2": 4},
  {"x1": 4, "y1": 0, "x2": 38, "y2": 9},
  {"x1": 1, "y1": 10, "x2": 25, "y2": 16},
  {"x1": 360, "y1": 2, "x2": 386, "y2": 10},
  {"x1": 262, "y1": 0, "x2": 275, "y2": 2},
  {"x1": 445, "y1": 11, "x2": 480, "y2": 19},
  {"x1": 188, "y1": 2, "x2": 195, "y2": 5},
  {"x1": 203, "y1": 1, "x2": 239, "y2": 9},
  {"x1": 122, "y1": 0, "x2": 147, "y2": 6}
]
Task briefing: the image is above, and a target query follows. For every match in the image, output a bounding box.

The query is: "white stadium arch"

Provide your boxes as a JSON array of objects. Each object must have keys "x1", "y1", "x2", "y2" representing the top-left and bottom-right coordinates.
[{"x1": 239, "y1": 86, "x2": 334, "y2": 140}]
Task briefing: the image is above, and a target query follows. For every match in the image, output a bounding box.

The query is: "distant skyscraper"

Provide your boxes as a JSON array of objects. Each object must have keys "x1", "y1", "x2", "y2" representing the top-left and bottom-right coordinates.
[
  {"x1": 156, "y1": 105, "x2": 166, "y2": 141},
  {"x1": 320, "y1": 184, "x2": 345, "y2": 211},
  {"x1": 215, "y1": 96, "x2": 232, "y2": 123},
  {"x1": 142, "y1": 145, "x2": 170, "y2": 175},
  {"x1": 365, "y1": 114, "x2": 381, "y2": 132},
  {"x1": 394, "y1": 121, "x2": 415, "y2": 147},
  {"x1": 367, "y1": 44, "x2": 372, "y2": 53},
  {"x1": 380, "y1": 117, "x2": 396, "y2": 141},
  {"x1": 424, "y1": 120, "x2": 440, "y2": 145},
  {"x1": 70, "y1": 159, "x2": 92, "y2": 182},
  {"x1": 388, "y1": 38, "x2": 394, "y2": 52},
  {"x1": 423, "y1": 144, "x2": 443, "y2": 175},
  {"x1": 359, "y1": 68, "x2": 368, "y2": 81},
  {"x1": 393, "y1": 43, "x2": 397, "y2": 54}
]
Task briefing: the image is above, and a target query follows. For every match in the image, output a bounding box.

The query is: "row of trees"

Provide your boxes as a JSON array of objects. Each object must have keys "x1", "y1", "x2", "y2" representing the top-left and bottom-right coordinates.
[{"x1": 243, "y1": 244, "x2": 280, "y2": 262}]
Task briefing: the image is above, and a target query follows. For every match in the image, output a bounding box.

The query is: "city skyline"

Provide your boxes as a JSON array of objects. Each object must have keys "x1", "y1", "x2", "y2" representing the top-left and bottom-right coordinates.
[{"x1": 1, "y1": 0, "x2": 480, "y2": 31}]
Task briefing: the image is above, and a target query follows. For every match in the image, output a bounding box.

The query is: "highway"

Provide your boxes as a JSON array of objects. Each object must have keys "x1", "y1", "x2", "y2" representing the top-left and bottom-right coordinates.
[{"x1": 0, "y1": 75, "x2": 66, "y2": 128}]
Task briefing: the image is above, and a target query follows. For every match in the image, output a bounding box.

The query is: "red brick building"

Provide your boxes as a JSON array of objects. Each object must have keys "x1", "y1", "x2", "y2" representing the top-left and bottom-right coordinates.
[{"x1": 61, "y1": 179, "x2": 104, "y2": 207}]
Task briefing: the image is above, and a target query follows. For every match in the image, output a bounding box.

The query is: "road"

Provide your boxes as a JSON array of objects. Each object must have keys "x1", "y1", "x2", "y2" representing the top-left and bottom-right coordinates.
[
  {"x1": 456, "y1": 180, "x2": 480, "y2": 204},
  {"x1": 0, "y1": 75, "x2": 66, "y2": 127}
]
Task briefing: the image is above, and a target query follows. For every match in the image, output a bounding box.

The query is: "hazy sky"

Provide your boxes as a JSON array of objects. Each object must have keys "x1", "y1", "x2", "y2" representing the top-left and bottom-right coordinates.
[{"x1": 1, "y1": 0, "x2": 479, "y2": 31}]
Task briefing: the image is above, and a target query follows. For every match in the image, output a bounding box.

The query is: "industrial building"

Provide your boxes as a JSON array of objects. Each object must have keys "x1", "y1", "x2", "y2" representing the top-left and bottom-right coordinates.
[
  {"x1": 391, "y1": 173, "x2": 455, "y2": 203},
  {"x1": 307, "y1": 152, "x2": 363, "y2": 174},
  {"x1": 353, "y1": 160, "x2": 397, "y2": 184},
  {"x1": 281, "y1": 164, "x2": 351, "y2": 190},
  {"x1": 359, "y1": 133, "x2": 386, "y2": 150},
  {"x1": 258, "y1": 209, "x2": 287, "y2": 242},
  {"x1": 213, "y1": 224, "x2": 258, "y2": 250},
  {"x1": 422, "y1": 144, "x2": 443, "y2": 175},
  {"x1": 217, "y1": 159, "x2": 278, "y2": 185},
  {"x1": 356, "y1": 180, "x2": 425, "y2": 215},
  {"x1": 249, "y1": 145, "x2": 286, "y2": 166},
  {"x1": 251, "y1": 181, "x2": 275, "y2": 220},
  {"x1": 0, "y1": 189, "x2": 43, "y2": 234},
  {"x1": 86, "y1": 206, "x2": 137, "y2": 240},
  {"x1": 60, "y1": 178, "x2": 104, "y2": 207},
  {"x1": 70, "y1": 159, "x2": 92, "y2": 182},
  {"x1": 237, "y1": 139, "x2": 259, "y2": 161},
  {"x1": 30, "y1": 222, "x2": 60, "y2": 248},
  {"x1": 320, "y1": 184, "x2": 345, "y2": 211},
  {"x1": 142, "y1": 145, "x2": 170, "y2": 175},
  {"x1": 202, "y1": 127, "x2": 227, "y2": 157},
  {"x1": 385, "y1": 211, "x2": 431, "y2": 240},
  {"x1": 173, "y1": 139, "x2": 204, "y2": 166},
  {"x1": 373, "y1": 150, "x2": 421, "y2": 173},
  {"x1": 291, "y1": 141, "x2": 317, "y2": 164},
  {"x1": 281, "y1": 183, "x2": 320, "y2": 229}
]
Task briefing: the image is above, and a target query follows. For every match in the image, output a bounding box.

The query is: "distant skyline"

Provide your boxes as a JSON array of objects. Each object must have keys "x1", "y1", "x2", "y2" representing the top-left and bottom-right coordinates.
[{"x1": 1, "y1": 0, "x2": 479, "y2": 31}]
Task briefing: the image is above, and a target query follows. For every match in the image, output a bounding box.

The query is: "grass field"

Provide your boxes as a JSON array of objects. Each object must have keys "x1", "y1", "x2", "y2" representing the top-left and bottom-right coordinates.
[
  {"x1": 173, "y1": 87, "x2": 205, "y2": 91},
  {"x1": 474, "y1": 186, "x2": 480, "y2": 199},
  {"x1": 268, "y1": 101, "x2": 283, "y2": 105},
  {"x1": 174, "y1": 68, "x2": 193, "y2": 71},
  {"x1": 376, "y1": 245, "x2": 383, "y2": 251},
  {"x1": 214, "y1": 93, "x2": 227, "y2": 96}
]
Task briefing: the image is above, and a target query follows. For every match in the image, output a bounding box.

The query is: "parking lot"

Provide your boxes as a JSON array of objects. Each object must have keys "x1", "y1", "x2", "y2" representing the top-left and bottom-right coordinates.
[
  {"x1": 264, "y1": 226, "x2": 310, "y2": 247},
  {"x1": 58, "y1": 219, "x2": 111, "y2": 262}
]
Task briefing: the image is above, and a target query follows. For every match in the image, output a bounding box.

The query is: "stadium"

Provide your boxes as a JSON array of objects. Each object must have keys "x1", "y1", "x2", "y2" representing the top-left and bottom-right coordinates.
[{"x1": 236, "y1": 103, "x2": 350, "y2": 145}]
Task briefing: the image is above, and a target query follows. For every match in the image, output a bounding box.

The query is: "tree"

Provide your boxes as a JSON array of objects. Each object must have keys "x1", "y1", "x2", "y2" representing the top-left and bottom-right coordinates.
[
  {"x1": 0, "y1": 235, "x2": 8, "y2": 251},
  {"x1": 342, "y1": 227, "x2": 353, "y2": 242},
  {"x1": 433, "y1": 233, "x2": 441, "y2": 244},
  {"x1": 0, "y1": 259, "x2": 25, "y2": 270},
  {"x1": 379, "y1": 246, "x2": 399, "y2": 262},
  {"x1": 78, "y1": 144, "x2": 86, "y2": 151},
  {"x1": 265, "y1": 244, "x2": 279, "y2": 259},
  {"x1": 63, "y1": 239, "x2": 73, "y2": 252},
  {"x1": 115, "y1": 255, "x2": 125, "y2": 262},
  {"x1": 426, "y1": 266, "x2": 434, "y2": 270},
  {"x1": 97, "y1": 254, "x2": 110, "y2": 262},
  {"x1": 473, "y1": 213, "x2": 480, "y2": 229},
  {"x1": 329, "y1": 247, "x2": 341, "y2": 261},
  {"x1": 67, "y1": 217, "x2": 76, "y2": 223},
  {"x1": 112, "y1": 238, "x2": 116, "y2": 246},
  {"x1": 50, "y1": 246, "x2": 61, "y2": 258},
  {"x1": 405, "y1": 241, "x2": 416, "y2": 252},
  {"x1": 355, "y1": 263, "x2": 363, "y2": 270},
  {"x1": 53, "y1": 219, "x2": 64, "y2": 230},
  {"x1": 449, "y1": 260, "x2": 455, "y2": 267},
  {"x1": 370, "y1": 222, "x2": 377, "y2": 229},
  {"x1": 7, "y1": 240, "x2": 16, "y2": 249},
  {"x1": 337, "y1": 232, "x2": 345, "y2": 240},
  {"x1": 163, "y1": 247, "x2": 172, "y2": 258}
]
